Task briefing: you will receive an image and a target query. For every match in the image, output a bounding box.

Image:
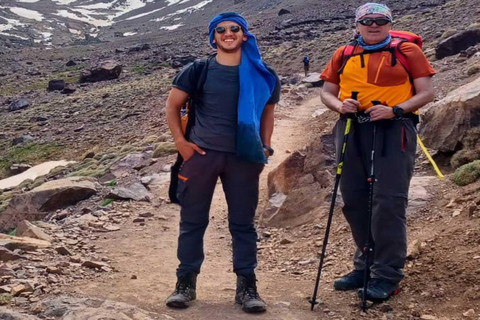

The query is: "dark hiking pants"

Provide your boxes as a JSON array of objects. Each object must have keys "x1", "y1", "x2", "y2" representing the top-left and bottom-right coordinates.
[
  {"x1": 334, "y1": 118, "x2": 417, "y2": 283},
  {"x1": 175, "y1": 149, "x2": 264, "y2": 277}
]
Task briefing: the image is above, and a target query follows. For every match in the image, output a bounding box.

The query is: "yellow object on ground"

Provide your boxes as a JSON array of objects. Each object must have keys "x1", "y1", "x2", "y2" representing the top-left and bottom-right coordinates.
[{"x1": 417, "y1": 135, "x2": 444, "y2": 179}]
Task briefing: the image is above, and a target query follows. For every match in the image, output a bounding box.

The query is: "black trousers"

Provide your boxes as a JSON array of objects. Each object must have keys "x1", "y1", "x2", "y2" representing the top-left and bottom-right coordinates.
[
  {"x1": 175, "y1": 149, "x2": 264, "y2": 277},
  {"x1": 335, "y1": 119, "x2": 417, "y2": 283}
]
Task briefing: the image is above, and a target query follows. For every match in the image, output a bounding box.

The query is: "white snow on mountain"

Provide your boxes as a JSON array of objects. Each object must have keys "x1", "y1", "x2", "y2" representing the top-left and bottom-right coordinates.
[
  {"x1": 160, "y1": 23, "x2": 183, "y2": 30},
  {"x1": 9, "y1": 7, "x2": 44, "y2": 21},
  {"x1": 154, "y1": 0, "x2": 213, "y2": 22},
  {"x1": 0, "y1": 0, "x2": 216, "y2": 43},
  {"x1": 51, "y1": 0, "x2": 78, "y2": 4}
]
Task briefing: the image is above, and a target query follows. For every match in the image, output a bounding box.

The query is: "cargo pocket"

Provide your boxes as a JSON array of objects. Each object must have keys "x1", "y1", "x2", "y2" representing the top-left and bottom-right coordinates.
[{"x1": 176, "y1": 177, "x2": 188, "y2": 206}]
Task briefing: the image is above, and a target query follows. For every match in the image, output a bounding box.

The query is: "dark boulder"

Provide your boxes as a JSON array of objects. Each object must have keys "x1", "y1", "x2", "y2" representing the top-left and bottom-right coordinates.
[
  {"x1": 278, "y1": 9, "x2": 292, "y2": 16},
  {"x1": 48, "y1": 80, "x2": 66, "y2": 91},
  {"x1": 79, "y1": 60, "x2": 122, "y2": 83},
  {"x1": 436, "y1": 29, "x2": 480, "y2": 59},
  {"x1": 8, "y1": 99, "x2": 29, "y2": 112}
]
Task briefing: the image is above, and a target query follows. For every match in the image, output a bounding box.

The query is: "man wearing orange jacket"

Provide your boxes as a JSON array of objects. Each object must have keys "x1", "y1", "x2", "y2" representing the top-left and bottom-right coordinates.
[{"x1": 320, "y1": 2, "x2": 435, "y2": 301}]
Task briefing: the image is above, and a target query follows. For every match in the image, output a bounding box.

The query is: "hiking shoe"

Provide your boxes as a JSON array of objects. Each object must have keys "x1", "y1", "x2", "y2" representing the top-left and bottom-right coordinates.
[
  {"x1": 334, "y1": 270, "x2": 367, "y2": 291},
  {"x1": 357, "y1": 278, "x2": 400, "y2": 302},
  {"x1": 235, "y1": 275, "x2": 267, "y2": 313},
  {"x1": 166, "y1": 273, "x2": 197, "y2": 308}
]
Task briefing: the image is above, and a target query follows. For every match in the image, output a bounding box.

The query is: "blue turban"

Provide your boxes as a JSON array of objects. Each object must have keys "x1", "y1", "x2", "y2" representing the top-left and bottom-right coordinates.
[{"x1": 208, "y1": 12, "x2": 277, "y2": 164}]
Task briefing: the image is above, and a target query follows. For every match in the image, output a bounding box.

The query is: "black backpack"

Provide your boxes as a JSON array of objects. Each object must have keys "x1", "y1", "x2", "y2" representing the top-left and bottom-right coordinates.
[{"x1": 168, "y1": 56, "x2": 212, "y2": 204}]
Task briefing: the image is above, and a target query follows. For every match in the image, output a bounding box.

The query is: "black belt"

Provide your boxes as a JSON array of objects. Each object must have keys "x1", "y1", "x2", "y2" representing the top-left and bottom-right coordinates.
[{"x1": 339, "y1": 112, "x2": 419, "y2": 125}]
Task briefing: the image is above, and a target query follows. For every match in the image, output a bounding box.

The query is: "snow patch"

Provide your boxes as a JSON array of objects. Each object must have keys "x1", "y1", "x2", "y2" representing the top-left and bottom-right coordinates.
[
  {"x1": 0, "y1": 15, "x2": 25, "y2": 32},
  {"x1": 0, "y1": 31, "x2": 29, "y2": 40},
  {"x1": 16, "y1": 0, "x2": 40, "y2": 3},
  {"x1": 54, "y1": 9, "x2": 110, "y2": 27},
  {"x1": 125, "y1": 6, "x2": 166, "y2": 20},
  {"x1": 10, "y1": 7, "x2": 44, "y2": 21},
  {"x1": 154, "y1": 0, "x2": 213, "y2": 22},
  {"x1": 160, "y1": 23, "x2": 183, "y2": 30},
  {"x1": 77, "y1": 1, "x2": 115, "y2": 9},
  {"x1": 51, "y1": 0, "x2": 77, "y2": 4},
  {"x1": 166, "y1": 0, "x2": 191, "y2": 6},
  {"x1": 124, "y1": 31, "x2": 137, "y2": 36},
  {"x1": 69, "y1": 28, "x2": 81, "y2": 34}
]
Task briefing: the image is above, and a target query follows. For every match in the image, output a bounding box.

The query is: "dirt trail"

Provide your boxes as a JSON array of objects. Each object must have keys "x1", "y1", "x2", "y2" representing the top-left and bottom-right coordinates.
[
  {"x1": 66, "y1": 91, "x2": 336, "y2": 319},
  {"x1": 64, "y1": 91, "x2": 465, "y2": 320}
]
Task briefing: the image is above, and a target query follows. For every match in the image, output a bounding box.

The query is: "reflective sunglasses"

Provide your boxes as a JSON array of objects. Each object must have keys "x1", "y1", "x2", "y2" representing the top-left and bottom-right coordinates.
[
  {"x1": 358, "y1": 17, "x2": 391, "y2": 26},
  {"x1": 215, "y1": 25, "x2": 241, "y2": 34}
]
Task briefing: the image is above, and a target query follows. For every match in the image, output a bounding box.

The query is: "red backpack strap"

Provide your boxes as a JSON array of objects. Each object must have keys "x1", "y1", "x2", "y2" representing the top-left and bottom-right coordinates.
[
  {"x1": 338, "y1": 41, "x2": 357, "y2": 75},
  {"x1": 389, "y1": 39, "x2": 411, "y2": 75}
]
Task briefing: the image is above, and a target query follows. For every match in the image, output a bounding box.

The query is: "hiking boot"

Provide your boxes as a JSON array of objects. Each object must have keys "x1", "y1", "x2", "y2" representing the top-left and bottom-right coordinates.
[
  {"x1": 334, "y1": 270, "x2": 367, "y2": 291},
  {"x1": 166, "y1": 273, "x2": 197, "y2": 309},
  {"x1": 357, "y1": 278, "x2": 400, "y2": 302},
  {"x1": 235, "y1": 275, "x2": 267, "y2": 313}
]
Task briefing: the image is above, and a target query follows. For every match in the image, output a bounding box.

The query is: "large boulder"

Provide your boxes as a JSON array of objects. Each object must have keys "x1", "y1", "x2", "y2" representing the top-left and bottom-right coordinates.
[
  {"x1": 267, "y1": 151, "x2": 306, "y2": 197},
  {"x1": 0, "y1": 177, "x2": 97, "y2": 232},
  {"x1": 261, "y1": 137, "x2": 333, "y2": 228},
  {"x1": 79, "y1": 60, "x2": 122, "y2": 83},
  {"x1": 435, "y1": 29, "x2": 480, "y2": 60},
  {"x1": 420, "y1": 77, "x2": 480, "y2": 152},
  {"x1": 301, "y1": 73, "x2": 324, "y2": 87}
]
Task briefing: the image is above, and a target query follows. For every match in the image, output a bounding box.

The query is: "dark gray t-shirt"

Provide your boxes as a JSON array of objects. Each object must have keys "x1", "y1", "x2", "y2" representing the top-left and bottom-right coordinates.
[{"x1": 172, "y1": 58, "x2": 281, "y2": 153}]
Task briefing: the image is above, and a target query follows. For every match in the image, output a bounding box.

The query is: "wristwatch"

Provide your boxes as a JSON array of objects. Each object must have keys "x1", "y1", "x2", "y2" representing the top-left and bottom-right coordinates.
[
  {"x1": 263, "y1": 145, "x2": 274, "y2": 156},
  {"x1": 392, "y1": 106, "x2": 404, "y2": 118}
]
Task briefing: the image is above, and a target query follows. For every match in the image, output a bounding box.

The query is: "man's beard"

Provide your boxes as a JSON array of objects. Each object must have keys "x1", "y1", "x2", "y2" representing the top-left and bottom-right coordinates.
[{"x1": 216, "y1": 41, "x2": 243, "y2": 53}]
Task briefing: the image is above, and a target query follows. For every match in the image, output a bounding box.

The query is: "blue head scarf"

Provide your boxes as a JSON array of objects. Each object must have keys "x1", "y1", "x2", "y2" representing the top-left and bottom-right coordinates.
[{"x1": 209, "y1": 12, "x2": 277, "y2": 164}]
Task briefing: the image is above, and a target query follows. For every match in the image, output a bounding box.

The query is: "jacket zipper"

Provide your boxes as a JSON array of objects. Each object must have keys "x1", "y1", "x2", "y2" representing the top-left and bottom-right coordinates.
[{"x1": 374, "y1": 55, "x2": 386, "y2": 84}]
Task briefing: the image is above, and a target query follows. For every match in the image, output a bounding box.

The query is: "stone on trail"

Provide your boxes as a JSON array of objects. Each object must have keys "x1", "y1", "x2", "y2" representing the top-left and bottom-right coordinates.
[
  {"x1": 0, "y1": 247, "x2": 22, "y2": 262},
  {"x1": 0, "y1": 234, "x2": 51, "y2": 251},
  {"x1": 462, "y1": 309, "x2": 476, "y2": 317},
  {"x1": 420, "y1": 315, "x2": 438, "y2": 320},
  {"x1": 107, "y1": 182, "x2": 151, "y2": 202},
  {"x1": 16, "y1": 220, "x2": 52, "y2": 242},
  {"x1": 41, "y1": 295, "x2": 160, "y2": 319},
  {"x1": 0, "y1": 307, "x2": 40, "y2": 319},
  {"x1": 0, "y1": 177, "x2": 97, "y2": 232},
  {"x1": 407, "y1": 239, "x2": 421, "y2": 259}
]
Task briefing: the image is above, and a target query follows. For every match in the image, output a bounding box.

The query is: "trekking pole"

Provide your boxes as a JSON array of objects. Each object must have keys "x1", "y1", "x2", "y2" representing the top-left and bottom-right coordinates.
[
  {"x1": 360, "y1": 100, "x2": 381, "y2": 312},
  {"x1": 310, "y1": 90, "x2": 359, "y2": 311}
]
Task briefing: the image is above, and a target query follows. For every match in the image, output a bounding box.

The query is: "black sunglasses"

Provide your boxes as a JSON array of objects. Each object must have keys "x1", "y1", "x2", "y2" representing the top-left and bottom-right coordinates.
[
  {"x1": 215, "y1": 25, "x2": 241, "y2": 34},
  {"x1": 358, "y1": 17, "x2": 391, "y2": 26}
]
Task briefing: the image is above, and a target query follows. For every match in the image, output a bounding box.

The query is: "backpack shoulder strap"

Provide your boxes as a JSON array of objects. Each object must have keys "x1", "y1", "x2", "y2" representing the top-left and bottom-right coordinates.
[
  {"x1": 190, "y1": 55, "x2": 212, "y2": 99},
  {"x1": 338, "y1": 40, "x2": 357, "y2": 75},
  {"x1": 389, "y1": 39, "x2": 411, "y2": 75}
]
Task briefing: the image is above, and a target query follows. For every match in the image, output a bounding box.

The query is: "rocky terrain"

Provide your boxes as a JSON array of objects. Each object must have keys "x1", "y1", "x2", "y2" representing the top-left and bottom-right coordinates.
[{"x1": 0, "y1": 0, "x2": 480, "y2": 318}]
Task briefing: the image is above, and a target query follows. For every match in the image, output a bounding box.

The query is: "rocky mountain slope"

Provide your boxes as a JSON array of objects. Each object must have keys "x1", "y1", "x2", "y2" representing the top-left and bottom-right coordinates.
[{"x1": 0, "y1": 0, "x2": 479, "y2": 318}]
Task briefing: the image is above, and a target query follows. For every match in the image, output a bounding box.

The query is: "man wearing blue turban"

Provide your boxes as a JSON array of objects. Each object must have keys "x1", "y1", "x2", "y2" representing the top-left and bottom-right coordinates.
[{"x1": 165, "y1": 12, "x2": 280, "y2": 313}]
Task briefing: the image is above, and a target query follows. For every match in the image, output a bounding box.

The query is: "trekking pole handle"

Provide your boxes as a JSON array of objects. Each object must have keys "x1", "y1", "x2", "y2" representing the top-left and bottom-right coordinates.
[
  {"x1": 347, "y1": 91, "x2": 360, "y2": 119},
  {"x1": 371, "y1": 100, "x2": 382, "y2": 106},
  {"x1": 351, "y1": 91, "x2": 359, "y2": 100}
]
